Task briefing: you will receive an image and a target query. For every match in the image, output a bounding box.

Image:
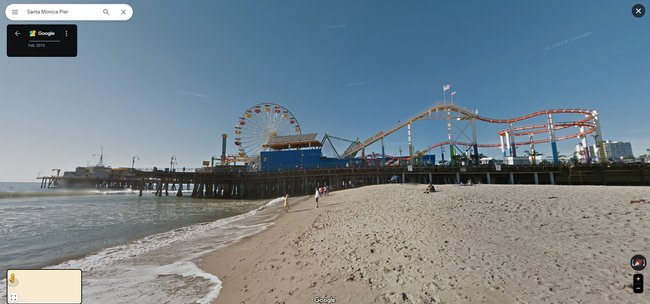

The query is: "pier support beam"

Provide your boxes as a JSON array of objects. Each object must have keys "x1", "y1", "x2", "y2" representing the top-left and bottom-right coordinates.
[
  {"x1": 205, "y1": 183, "x2": 213, "y2": 198},
  {"x1": 198, "y1": 183, "x2": 204, "y2": 198},
  {"x1": 509, "y1": 172, "x2": 514, "y2": 185},
  {"x1": 534, "y1": 172, "x2": 539, "y2": 185},
  {"x1": 549, "y1": 172, "x2": 555, "y2": 185},
  {"x1": 486, "y1": 172, "x2": 491, "y2": 184},
  {"x1": 455, "y1": 172, "x2": 460, "y2": 184}
]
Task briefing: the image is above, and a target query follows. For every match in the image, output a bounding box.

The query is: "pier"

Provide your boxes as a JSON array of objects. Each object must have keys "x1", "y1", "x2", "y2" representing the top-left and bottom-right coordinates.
[
  {"x1": 37, "y1": 164, "x2": 650, "y2": 200},
  {"x1": 36, "y1": 102, "x2": 649, "y2": 200}
]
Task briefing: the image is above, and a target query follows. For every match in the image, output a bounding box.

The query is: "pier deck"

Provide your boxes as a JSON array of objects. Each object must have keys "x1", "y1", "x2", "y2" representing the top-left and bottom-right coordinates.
[{"x1": 37, "y1": 164, "x2": 650, "y2": 199}]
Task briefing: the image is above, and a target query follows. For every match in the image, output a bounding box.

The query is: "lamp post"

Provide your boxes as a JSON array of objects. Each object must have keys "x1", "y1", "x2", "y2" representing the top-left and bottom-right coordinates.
[
  {"x1": 170, "y1": 155, "x2": 177, "y2": 171},
  {"x1": 131, "y1": 155, "x2": 140, "y2": 169}
]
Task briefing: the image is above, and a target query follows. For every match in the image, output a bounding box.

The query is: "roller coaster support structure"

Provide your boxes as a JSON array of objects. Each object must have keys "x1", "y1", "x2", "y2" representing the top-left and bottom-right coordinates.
[
  {"x1": 529, "y1": 134, "x2": 537, "y2": 165},
  {"x1": 593, "y1": 111, "x2": 606, "y2": 163},
  {"x1": 471, "y1": 114, "x2": 478, "y2": 165},
  {"x1": 447, "y1": 107, "x2": 456, "y2": 165},
  {"x1": 342, "y1": 103, "x2": 606, "y2": 165},
  {"x1": 509, "y1": 123, "x2": 517, "y2": 157},
  {"x1": 547, "y1": 114, "x2": 559, "y2": 164},
  {"x1": 505, "y1": 130, "x2": 511, "y2": 157},
  {"x1": 381, "y1": 137, "x2": 386, "y2": 167},
  {"x1": 580, "y1": 126, "x2": 590, "y2": 163},
  {"x1": 408, "y1": 123, "x2": 414, "y2": 165}
]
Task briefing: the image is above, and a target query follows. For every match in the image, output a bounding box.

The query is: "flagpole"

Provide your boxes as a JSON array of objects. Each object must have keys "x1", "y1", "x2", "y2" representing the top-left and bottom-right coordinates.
[
  {"x1": 443, "y1": 84, "x2": 450, "y2": 104},
  {"x1": 443, "y1": 86, "x2": 446, "y2": 103}
]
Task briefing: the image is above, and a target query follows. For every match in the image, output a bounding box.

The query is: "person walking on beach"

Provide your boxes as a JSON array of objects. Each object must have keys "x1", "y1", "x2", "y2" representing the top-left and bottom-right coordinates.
[
  {"x1": 283, "y1": 194, "x2": 289, "y2": 213},
  {"x1": 315, "y1": 188, "x2": 320, "y2": 208}
]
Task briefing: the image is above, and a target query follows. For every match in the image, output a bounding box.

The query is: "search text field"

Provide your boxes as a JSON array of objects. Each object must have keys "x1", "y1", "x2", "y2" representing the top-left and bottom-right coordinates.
[{"x1": 5, "y1": 4, "x2": 133, "y2": 21}]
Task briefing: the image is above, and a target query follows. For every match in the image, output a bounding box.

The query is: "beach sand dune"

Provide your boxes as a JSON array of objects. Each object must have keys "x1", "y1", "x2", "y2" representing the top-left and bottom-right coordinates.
[{"x1": 202, "y1": 184, "x2": 650, "y2": 303}]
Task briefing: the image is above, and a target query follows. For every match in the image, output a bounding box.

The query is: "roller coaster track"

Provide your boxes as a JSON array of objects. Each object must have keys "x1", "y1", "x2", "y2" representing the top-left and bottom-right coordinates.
[{"x1": 342, "y1": 103, "x2": 600, "y2": 159}]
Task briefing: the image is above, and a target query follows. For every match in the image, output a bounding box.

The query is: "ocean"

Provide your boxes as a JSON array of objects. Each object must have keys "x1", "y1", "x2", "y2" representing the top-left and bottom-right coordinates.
[{"x1": 0, "y1": 182, "x2": 283, "y2": 303}]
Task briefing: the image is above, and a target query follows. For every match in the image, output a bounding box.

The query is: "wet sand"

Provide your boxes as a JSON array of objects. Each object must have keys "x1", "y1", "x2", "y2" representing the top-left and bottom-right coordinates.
[{"x1": 201, "y1": 184, "x2": 650, "y2": 303}]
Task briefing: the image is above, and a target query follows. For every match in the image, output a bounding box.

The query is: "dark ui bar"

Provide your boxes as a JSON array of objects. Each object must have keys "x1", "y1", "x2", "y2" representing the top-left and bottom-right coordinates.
[{"x1": 7, "y1": 24, "x2": 77, "y2": 57}]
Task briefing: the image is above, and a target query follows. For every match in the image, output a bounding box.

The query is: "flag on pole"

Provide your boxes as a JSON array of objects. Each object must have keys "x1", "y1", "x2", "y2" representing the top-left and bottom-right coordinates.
[
  {"x1": 443, "y1": 84, "x2": 451, "y2": 91},
  {"x1": 451, "y1": 91, "x2": 456, "y2": 96}
]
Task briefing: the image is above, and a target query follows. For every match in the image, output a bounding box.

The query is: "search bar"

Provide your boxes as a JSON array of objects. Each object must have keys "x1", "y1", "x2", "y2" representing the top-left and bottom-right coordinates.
[{"x1": 5, "y1": 4, "x2": 133, "y2": 21}]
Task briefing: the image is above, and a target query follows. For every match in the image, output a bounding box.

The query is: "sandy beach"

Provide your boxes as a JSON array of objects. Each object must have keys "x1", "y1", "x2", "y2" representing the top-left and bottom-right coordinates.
[{"x1": 201, "y1": 184, "x2": 650, "y2": 303}]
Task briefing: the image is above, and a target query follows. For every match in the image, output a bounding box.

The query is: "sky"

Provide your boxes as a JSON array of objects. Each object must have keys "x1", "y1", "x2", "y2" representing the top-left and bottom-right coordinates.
[{"x1": 1, "y1": 0, "x2": 649, "y2": 181}]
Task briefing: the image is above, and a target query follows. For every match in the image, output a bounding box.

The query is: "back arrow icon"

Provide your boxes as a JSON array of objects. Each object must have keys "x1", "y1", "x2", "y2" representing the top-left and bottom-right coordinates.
[{"x1": 14, "y1": 31, "x2": 20, "y2": 37}]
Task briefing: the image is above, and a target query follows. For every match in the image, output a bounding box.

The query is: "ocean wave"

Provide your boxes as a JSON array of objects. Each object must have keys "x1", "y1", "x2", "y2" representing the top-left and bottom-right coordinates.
[
  {"x1": 25, "y1": 196, "x2": 285, "y2": 303},
  {"x1": 0, "y1": 189, "x2": 194, "y2": 199}
]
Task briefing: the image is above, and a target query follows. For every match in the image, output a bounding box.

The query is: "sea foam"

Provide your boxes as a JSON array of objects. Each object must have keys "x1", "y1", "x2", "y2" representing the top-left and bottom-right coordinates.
[{"x1": 0, "y1": 197, "x2": 284, "y2": 303}]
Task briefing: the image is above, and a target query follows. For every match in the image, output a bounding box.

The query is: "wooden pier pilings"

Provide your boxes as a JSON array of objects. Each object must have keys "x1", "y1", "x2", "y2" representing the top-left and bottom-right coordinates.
[
  {"x1": 135, "y1": 164, "x2": 650, "y2": 199},
  {"x1": 37, "y1": 164, "x2": 650, "y2": 200}
]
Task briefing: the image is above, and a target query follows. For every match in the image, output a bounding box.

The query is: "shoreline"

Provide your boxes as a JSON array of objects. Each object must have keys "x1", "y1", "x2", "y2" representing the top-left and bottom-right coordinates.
[
  {"x1": 201, "y1": 184, "x2": 650, "y2": 303},
  {"x1": 1, "y1": 195, "x2": 288, "y2": 303},
  {"x1": 0, "y1": 192, "x2": 268, "y2": 273}
]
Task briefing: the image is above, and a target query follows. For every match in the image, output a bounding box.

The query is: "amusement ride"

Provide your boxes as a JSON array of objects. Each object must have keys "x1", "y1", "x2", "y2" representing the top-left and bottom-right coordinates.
[{"x1": 230, "y1": 101, "x2": 605, "y2": 166}]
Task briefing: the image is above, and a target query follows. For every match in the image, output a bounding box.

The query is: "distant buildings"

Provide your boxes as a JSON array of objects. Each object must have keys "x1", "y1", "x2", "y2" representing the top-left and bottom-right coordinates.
[
  {"x1": 588, "y1": 145, "x2": 597, "y2": 160},
  {"x1": 586, "y1": 140, "x2": 634, "y2": 162},
  {"x1": 504, "y1": 156, "x2": 531, "y2": 165},
  {"x1": 603, "y1": 140, "x2": 634, "y2": 160}
]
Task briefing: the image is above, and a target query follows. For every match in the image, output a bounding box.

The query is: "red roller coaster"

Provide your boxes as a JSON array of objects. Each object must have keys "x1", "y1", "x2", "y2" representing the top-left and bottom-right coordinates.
[{"x1": 342, "y1": 103, "x2": 605, "y2": 164}]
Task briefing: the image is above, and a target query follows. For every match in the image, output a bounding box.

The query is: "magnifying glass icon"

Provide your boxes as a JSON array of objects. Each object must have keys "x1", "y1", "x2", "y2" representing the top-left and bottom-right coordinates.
[{"x1": 103, "y1": 9, "x2": 109, "y2": 15}]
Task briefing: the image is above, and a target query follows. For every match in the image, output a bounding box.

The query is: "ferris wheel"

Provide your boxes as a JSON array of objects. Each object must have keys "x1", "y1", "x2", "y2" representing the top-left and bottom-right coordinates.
[{"x1": 234, "y1": 103, "x2": 302, "y2": 158}]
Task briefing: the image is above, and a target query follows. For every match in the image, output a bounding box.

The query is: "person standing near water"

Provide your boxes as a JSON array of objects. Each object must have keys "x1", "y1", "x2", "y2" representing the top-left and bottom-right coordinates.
[{"x1": 315, "y1": 188, "x2": 320, "y2": 208}]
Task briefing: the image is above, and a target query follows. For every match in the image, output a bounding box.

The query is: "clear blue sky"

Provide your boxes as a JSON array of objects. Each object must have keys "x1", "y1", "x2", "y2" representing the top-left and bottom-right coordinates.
[{"x1": 2, "y1": 0, "x2": 649, "y2": 181}]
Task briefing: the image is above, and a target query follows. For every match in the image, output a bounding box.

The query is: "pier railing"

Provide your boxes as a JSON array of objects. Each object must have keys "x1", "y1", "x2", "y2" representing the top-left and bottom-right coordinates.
[{"x1": 38, "y1": 163, "x2": 650, "y2": 198}]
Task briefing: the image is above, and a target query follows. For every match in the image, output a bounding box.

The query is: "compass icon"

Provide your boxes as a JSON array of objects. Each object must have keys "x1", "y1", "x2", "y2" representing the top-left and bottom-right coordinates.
[{"x1": 631, "y1": 255, "x2": 647, "y2": 271}]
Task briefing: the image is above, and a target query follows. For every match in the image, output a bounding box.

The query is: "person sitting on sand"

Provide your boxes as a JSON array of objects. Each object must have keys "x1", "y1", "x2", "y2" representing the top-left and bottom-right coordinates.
[
  {"x1": 467, "y1": 179, "x2": 473, "y2": 186},
  {"x1": 315, "y1": 188, "x2": 321, "y2": 208},
  {"x1": 283, "y1": 194, "x2": 289, "y2": 213},
  {"x1": 424, "y1": 183, "x2": 436, "y2": 193}
]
